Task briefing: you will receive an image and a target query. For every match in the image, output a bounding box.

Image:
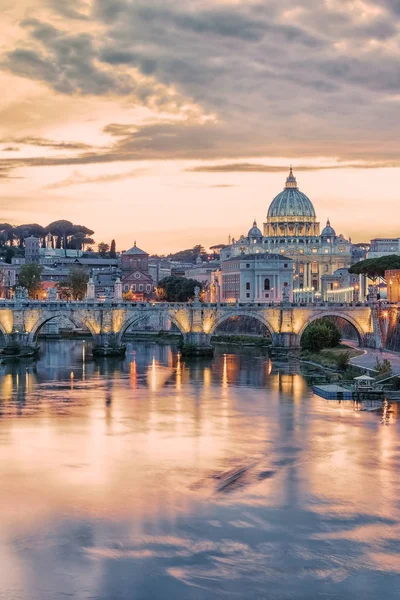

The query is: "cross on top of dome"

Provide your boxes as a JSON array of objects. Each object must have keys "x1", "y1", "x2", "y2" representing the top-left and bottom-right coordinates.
[{"x1": 285, "y1": 166, "x2": 298, "y2": 189}]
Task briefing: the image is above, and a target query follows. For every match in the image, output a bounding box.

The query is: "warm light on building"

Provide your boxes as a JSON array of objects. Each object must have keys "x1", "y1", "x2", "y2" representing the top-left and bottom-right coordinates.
[{"x1": 385, "y1": 270, "x2": 400, "y2": 303}]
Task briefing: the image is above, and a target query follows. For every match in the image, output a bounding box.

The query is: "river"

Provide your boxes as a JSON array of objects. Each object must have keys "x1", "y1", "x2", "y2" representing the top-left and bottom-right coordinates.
[{"x1": 0, "y1": 339, "x2": 399, "y2": 600}]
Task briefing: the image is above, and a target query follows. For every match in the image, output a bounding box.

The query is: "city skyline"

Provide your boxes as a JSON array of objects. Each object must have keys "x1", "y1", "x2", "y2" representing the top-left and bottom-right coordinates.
[{"x1": 2, "y1": 1, "x2": 400, "y2": 253}]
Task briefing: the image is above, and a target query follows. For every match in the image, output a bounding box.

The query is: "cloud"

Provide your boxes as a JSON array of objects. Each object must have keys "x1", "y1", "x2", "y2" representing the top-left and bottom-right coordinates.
[
  {"x1": 188, "y1": 161, "x2": 400, "y2": 173},
  {"x1": 45, "y1": 168, "x2": 144, "y2": 188},
  {"x1": 2, "y1": 0, "x2": 400, "y2": 170},
  {"x1": 1, "y1": 136, "x2": 92, "y2": 150},
  {"x1": 48, "y1": 0, "x2": 91, "y2": 21}
]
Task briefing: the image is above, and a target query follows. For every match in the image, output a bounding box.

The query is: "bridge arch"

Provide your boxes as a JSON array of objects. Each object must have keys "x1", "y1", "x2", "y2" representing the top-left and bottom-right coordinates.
[
  {"x1": 27, "y1": 313, "x2": 97, "y2": 343},
  {"x1": 297, "y1": 312, "x2": 364, "y2": 346},
  {"x1": 209, "y1": 310, "x2": 275, "y2": 337},
  {"x1": 117, "y1": 310, "x2": 187, "y2": 343}
]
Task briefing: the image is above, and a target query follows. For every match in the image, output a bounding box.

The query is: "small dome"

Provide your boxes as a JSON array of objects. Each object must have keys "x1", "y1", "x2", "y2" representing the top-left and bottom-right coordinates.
[
  {"x1": 321, "y1": 219, "x2": 336, "y2": 237},
  {"x1": 248, "y1": 220, "x2": 262, "y2": 239}
]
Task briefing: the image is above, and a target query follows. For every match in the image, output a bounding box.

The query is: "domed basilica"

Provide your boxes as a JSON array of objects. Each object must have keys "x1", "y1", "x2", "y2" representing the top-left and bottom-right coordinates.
[{"x1": 220, "y1": 168, "x2": 352, "y2": 293}]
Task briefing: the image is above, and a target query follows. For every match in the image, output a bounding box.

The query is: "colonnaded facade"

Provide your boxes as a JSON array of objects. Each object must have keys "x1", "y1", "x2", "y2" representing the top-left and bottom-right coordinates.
[{"x1": 215, "y1": 168, "x2": 354, "y2": 301}]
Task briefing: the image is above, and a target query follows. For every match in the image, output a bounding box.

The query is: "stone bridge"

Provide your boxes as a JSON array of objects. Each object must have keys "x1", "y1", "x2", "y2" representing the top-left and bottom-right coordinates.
[{"x1": 0, "y1": 298, "x2": 391, "y2": 355}]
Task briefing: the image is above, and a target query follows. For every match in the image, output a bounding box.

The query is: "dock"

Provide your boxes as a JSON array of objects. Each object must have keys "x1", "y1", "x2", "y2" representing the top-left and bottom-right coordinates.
[{"x1": 313, "y1": 384, "x2": 353, "y2": 400}]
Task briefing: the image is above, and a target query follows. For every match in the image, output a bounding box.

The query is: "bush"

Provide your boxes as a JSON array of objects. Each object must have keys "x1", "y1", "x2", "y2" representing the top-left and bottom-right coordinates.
[
  {"x1": 375, "y1": 357, "x2": 392, "y2": 376},
  {"x1": 336, "y1": 351, "x2": 351, "y2": 371},
  {"x1": 301, "y1": 319, "x2": 341, "y2": 352}
]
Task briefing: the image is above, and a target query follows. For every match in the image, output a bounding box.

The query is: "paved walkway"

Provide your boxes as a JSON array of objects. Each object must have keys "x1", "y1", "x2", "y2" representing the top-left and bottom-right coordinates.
[{"x1": 345, "y1": 340, "x2": 400, "y2": 374}]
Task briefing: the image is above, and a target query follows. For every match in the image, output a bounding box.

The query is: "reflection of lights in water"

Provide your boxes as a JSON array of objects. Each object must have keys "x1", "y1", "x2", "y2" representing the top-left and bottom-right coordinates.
[
  {"x1": 265, "y1": 359, "x2": 272, "y2": 376},
  {"x1": 82, "y1": 341, "x2": 86, "y2": 379},
  {"x1": 176, "y1": 353, "x2": 182, "y2": 390},
  {"x1": 222, "y1": 354, "x2": 228, "y2": 388},
  {"x1": 203, "y1": 367, "x2": 211, "y2": 388},
  {"x1": 70, "y1": 371, "x2": 74, "y2": 389},
  {"x1": 147, "y1": 357, "x2": 173, "y2": 391},
  {"x1": 381, "y1": 399, "x2": 389, "y2": 426},
  {"x1": 1, "y1": 374, "x2": 13, "y2": 400},
  {"x1": 130, "y1": 358, "x2": 138, "y2": 389}
]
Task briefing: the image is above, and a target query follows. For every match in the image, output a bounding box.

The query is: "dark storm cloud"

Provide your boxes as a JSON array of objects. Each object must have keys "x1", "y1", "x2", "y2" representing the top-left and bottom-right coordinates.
[{"x1": 3, "y1": 0, "x2": 400, "y2": 169}]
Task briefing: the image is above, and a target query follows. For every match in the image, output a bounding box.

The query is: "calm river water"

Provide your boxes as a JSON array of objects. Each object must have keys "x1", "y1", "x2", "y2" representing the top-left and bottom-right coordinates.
[{"x1": 0, "y1": 340, "x2": 399, "y2": 600}]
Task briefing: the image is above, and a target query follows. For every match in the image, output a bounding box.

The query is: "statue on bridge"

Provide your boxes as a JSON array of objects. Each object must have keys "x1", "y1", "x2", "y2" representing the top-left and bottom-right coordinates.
[
  {"x1": 14, "y1": 286, "x2": 28, "y2": 301},
  {"x1": 193, "y1": 286, "x2": 201, "y2": 306},
  {"x1": 282, "y1": 284, "x2": 290, "y2": 304},
  {"x1": 47, "y1": 287, "x2": 58, "y2": 301}
]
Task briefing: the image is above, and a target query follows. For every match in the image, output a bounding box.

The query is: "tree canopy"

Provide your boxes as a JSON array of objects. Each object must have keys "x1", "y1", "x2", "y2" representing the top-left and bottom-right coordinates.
[
  {"x1": 168, "y1": 245, "x2": 207, "y2": 263},
  {"x1": 349, "y1": 255, "x2": 400, "y2": 281},
  {"x1": 17, "y1": 263, "x2": 43, "y2": 299},
  {"x1": 0, "y1": 221, "x2": 95, "y2": 253},
  {"x1": 57, "y1": 267, "x2": 89, "y2": 301},
  {"x1": 156, "y1": 276, "x2": 203, "y2": 302}
]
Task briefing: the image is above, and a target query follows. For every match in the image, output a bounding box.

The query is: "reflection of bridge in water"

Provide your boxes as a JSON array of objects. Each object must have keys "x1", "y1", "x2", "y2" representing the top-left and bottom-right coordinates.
[{"x1": 0, "y1": 299, "x2": 396, "y2": 354}]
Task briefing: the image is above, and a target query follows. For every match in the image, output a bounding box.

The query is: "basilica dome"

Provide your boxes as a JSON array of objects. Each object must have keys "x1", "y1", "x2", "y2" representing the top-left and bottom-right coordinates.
[{"x1": 267, "y1": 168, "x2": 316, "y2": 219}]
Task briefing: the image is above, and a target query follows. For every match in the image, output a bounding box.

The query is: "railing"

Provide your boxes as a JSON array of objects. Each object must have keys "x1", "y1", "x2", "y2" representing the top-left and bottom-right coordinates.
[{"x1": 0, "y1": 299, "x2": 397, "y2": 310}]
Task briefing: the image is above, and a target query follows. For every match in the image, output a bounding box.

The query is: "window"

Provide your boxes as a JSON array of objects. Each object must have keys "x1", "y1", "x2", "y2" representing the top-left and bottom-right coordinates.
[
  {"x1": 124, "y1": 284, "x2": 129, "y2": 291},
  {"x1": 311, "y1": 262, "x2": 318, "y2": 274},
  {"x1": 246, "y1": 264, "x2": 250, "y2": 268},
  {"x1": 299, "y1": 263, "x2": 304, "y2": 274},
  {"x1": 265, "y1": 293, "x2": 269, "y2": 298},
  {"x1": 132, "y1": 284, "x2": 136, "y2": 291},
  {"x1": 284, "y1": 263, "x2": 288, "y2": 268},
  {"x1": 246, "y1": 282, "x2": 250, "y2": 290},
  {"x1": 312, "y1": 248, "x2": 317, "y2": 253},
  {"x1": 139, "y1": 284, "x2": 143, "y2": 291},
  {"x1": 246, "y1": 293, "x2": 250, "y2": 298},
  {"x1": 264, "y1": 278, "x2": 270, "y2": 291},
  {"x1": 324, "y1": 264, "x2": 329, "y2": 272},
  {"x1": 146, "y1": 284, "x2": 151, "y2": 291}
]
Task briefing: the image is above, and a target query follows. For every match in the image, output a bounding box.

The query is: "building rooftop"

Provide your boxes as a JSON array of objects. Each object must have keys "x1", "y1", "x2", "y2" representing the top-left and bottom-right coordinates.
[{"x1": 124, "y1": 241, "x2": 148, "y2": 256}]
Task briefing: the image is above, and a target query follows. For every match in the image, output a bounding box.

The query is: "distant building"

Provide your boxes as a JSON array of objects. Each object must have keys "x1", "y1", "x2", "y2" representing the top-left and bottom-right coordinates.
[
  {"x1": 0, "y1": 261, "x2": 17, "y2": 298},
  {"x1": 368, "y1": 238, "x2": 400, "y2": 259},
  {"x1": 121, "y1": 242, "x2": 153, "y2": 300},
  {"x1": 212, "y1": 253, "x2": 293, "y2": 303},
  {"x1": 185, "y1": 259, "x2": 220, "y2": 286},
  {"x1": 386, "y1": 270, "x2": 400, "y2": 303},
  {"x1": 320, "y1": 268, "x2": 362, "y2": 303},
  {"x1": 24, "y1": 236, "x2": 40, "y2": 263},
  {"x1": 148, "y1": 259, "x2": 172, "y2": 284}
]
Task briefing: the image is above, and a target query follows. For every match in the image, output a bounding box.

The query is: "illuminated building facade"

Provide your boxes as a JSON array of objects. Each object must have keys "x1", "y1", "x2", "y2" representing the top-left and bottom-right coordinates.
[
  {"x1": 211, "y1": 253, "x2": 293, "y2": 303},
  {"x1": 121, "y1": 242, "x2": 153, "y2": 300},
  {"x1": 386, "y1": 270, "x2": 400, "y2": 303},
  {"x1": 219, "y1": 169, "x2": 353, "y2": 293}
]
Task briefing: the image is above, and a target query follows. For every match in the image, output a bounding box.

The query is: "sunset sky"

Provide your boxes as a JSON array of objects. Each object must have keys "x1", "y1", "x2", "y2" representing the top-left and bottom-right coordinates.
[{"x1": 1, "y1": 0, "x2": 400, "y2": 253}]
